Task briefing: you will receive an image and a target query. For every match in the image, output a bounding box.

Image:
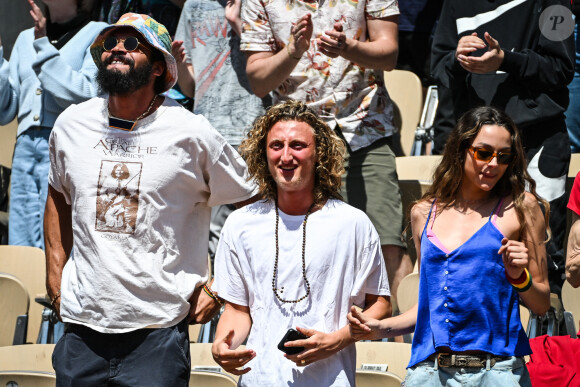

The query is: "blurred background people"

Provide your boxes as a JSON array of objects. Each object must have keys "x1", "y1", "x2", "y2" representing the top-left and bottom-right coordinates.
[
  {"x1": 0, "y1": 0, "x2": 106, "y2": 248},
  {"x1": 172, "y1": 0, "x2": 270, "y2": 262}
]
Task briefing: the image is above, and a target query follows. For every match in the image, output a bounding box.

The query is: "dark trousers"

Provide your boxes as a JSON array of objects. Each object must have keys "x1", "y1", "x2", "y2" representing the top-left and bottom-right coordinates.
[{"x1": 53, "y1": 319, "x2": 190, "y2": 387}]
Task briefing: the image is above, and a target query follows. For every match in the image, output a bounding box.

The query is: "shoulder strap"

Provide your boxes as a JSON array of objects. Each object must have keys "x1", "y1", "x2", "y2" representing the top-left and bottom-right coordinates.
[
  {"x1": 422, "y1": 199, "x2": 437, "y2": 235},
  {"x1": 490, "y1": 196, "x2": 505, "y2": 223}
]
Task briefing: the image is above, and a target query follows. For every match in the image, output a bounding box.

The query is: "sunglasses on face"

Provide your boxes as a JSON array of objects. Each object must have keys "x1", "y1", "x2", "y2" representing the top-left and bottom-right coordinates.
[
  {"x1": 468, "y1": 146, "x2": 513, "y2": 164},
  {"x1": 103, "y1": 36, "x2": 150, "y2": 53}
]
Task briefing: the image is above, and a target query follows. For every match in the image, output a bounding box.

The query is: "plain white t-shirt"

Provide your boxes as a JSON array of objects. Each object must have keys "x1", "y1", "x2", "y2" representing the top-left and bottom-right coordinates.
[
  {"x1": 48, "y1": 96, "x2": 258, "y2": 333},
  {"x1": 214, "y1": 199, "x2": 390, "y2": 387}
]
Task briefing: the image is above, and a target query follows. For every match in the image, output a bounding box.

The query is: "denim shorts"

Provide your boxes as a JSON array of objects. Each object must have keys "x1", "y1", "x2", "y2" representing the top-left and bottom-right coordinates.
[{"x1": 403, "y1": 356, "x2": 531, "y2": 387}]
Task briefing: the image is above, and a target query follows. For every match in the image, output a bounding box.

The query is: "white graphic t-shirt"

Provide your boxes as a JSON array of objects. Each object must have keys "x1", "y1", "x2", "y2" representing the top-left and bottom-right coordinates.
[{"x1": 48, "y1": 96, "x2": 258, "y2": 333}]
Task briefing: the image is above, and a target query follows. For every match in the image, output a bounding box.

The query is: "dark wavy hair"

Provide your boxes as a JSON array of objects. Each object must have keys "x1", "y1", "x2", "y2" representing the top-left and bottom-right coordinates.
[
  {"x1": 423, "y1": 106, "x2": 550, "y2": 238},
  {"x1": 239, "y1": 100, "x2": 346, "y2": 207}
]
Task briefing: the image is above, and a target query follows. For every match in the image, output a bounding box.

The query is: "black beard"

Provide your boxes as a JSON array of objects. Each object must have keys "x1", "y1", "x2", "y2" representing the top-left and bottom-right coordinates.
[{"x1": 97, "y1": 54, "x2": 153, "y2": 95}]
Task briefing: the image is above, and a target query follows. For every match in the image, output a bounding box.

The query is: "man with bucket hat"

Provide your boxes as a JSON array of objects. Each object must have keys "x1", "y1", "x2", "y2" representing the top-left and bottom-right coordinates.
[{"x1": 44, "y1": 13, "x2": 257, "y2": 386}]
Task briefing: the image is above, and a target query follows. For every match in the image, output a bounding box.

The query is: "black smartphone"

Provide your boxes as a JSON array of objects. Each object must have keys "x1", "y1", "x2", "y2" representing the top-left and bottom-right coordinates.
[{"x1": 277, "y1": 328, "x2": 308, "y2": 355}]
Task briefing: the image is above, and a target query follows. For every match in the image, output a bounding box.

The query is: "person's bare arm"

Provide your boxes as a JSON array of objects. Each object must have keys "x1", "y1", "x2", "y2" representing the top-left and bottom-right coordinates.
[
  {"x1": 285, "y1": 294, "x2": 390, "y2": 366},
  {"x1": 225, "y1": 0, "x2": 242, "y2": 37},
  {"x1": 245, "y1": 14, "x2": 313, "y2": 97},
  {"x1": 171, "y1": 40, "x2": 195, "y2": 99},
  {"x1": 502, "y1": 193, "x2": 550, "y2": 315},
  {"x1": 212, "y1": 302, "x2": 256, "y2": 375},
  {"x1": 317, "y1": 15, "x2": 398, "y2": 70},
  {"x1": 347, "y1": 202, "x2": 428, "y2": 340},
  {"x1": 566, "y1": 213, "x2": 580, "y2": 287},
  {"x1": 44, "y1": 184, "x2": 73, "y2": 319},
  {"x1": 188, "y1": 278, "x2": 222, "y2": 324}
]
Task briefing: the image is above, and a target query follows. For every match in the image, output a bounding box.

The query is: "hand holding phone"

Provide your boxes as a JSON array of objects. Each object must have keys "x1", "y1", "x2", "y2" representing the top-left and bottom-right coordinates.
[{"x1": 278, "y1": 328, "x2": 308, "y2": 355}]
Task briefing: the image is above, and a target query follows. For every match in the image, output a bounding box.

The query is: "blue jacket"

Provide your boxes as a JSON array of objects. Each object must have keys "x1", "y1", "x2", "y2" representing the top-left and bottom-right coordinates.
[{"x1": 0, "y1": 21, "x2": 107, "y2": 137}]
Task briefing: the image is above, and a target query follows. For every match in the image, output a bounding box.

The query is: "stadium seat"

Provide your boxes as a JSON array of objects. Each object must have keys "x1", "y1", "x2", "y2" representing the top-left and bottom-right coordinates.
[
  {"x1": 0, "y1": 273, "x2": 29, "y2": 346},
  {"x1": 384, "y1": 69, "x2": 423, "y2": 157},
  {"x1": 356, "y1": 341, "x2": 412, "y2": 380},
  {"x1": 356, "y1": 369, "x2": 403, "y2": 387},
  {"x1": 0, "y1": 246, "x2": 47, "y2": 343}
]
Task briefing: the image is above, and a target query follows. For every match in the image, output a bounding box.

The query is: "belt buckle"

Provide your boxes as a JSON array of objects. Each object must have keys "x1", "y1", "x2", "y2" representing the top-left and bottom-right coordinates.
[{"x1": 437, "y1": 353, "x2": 450, "y2": 367}]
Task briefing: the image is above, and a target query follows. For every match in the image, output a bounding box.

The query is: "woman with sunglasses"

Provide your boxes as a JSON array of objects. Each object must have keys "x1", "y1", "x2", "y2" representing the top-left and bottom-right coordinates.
[
  {"x1": 348, "y1": 106, "x2": 549, "y2": 386},
  {"x1": 0, "y1": 0, "x2": 106, "y2": 248}
]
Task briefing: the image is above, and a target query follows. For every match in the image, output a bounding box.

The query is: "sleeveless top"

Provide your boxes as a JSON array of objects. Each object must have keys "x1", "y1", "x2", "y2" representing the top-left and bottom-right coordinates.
[{"x1": 408, "y1": 198, "x2": 532, "y2": 368}]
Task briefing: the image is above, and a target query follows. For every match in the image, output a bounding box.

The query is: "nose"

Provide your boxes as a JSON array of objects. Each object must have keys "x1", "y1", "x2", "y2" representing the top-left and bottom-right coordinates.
[
  {"x1": 487, "y1": 155, "x2": 499, "y2": 166},
  {"x1": 280, "y1": 145, "x2": 293, "y2": 163},
  {"x1": 110, "y1": 38, "x2": 126, "y2": 52}
]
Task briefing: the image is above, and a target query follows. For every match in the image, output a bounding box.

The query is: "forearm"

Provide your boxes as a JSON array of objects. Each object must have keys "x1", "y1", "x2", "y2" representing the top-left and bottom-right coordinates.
[
  {"x1": 246, "y1": 51, "x2": 299, "y2": 97},
  {"x1": 341, "y1": 39, "x2": 397, "y2": 71},
  {"x1": 519, "y1": 281, "x2": 550, "y2": 315},
  {"x1": 215, "y1": 303, "x2": 252, "y2": 349},
  {"x1": 44, "y1": 185, "x2": 72, "y2": 299},
  {"x1": 377, "y1": 303, "x2": 418, "y2": 338},
  {"x1": 33, "y1": 38, "x2": 100, "y2": 107},
  {"x1": 176, "y1": 62, "x2": 195, "y2": 99}
]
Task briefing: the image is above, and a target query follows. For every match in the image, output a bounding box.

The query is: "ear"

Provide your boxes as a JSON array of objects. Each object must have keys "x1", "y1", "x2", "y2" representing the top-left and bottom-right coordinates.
[{"x1": 151, "y1": 61, "x2": 165, "y2": 77}]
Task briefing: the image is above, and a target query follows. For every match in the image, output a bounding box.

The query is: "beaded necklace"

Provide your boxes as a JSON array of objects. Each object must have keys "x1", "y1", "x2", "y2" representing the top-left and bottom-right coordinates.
[{"x1": 272, "y1": 202, "x2": 315, "y2": 304}]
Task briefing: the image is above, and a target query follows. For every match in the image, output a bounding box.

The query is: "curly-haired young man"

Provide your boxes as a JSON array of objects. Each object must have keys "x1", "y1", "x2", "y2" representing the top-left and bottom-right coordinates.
[{"x1": 211, "y1": 100, "x2": 391, "y2": 387}]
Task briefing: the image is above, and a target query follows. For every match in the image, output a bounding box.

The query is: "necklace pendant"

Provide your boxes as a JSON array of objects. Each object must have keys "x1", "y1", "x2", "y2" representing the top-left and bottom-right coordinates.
[{"x1": 109, "y1": 116, "x2": 136, "y2": 131}]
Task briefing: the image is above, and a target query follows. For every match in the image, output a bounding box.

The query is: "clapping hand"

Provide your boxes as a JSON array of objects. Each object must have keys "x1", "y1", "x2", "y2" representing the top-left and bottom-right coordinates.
[
  {"x1": 28, "y1": 0, "x2": 47, "y2": 40},
  {"x1": 318, "y1": 22, "x2": 347, "y2": 58}
]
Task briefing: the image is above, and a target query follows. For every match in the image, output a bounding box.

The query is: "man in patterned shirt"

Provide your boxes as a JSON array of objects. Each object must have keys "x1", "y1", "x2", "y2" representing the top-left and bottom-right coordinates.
[{"x1": 240, "y1": 0, "x2": 411, "y2": 310}]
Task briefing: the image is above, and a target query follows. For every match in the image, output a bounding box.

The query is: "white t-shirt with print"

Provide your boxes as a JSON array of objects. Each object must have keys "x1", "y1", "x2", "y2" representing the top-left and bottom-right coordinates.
[
  {"x1": 48, "y1": 96, "x2": 258, "y2": 333},
  {"x1": 214, "y1": 199, "x2": 390, "y2": 387}
]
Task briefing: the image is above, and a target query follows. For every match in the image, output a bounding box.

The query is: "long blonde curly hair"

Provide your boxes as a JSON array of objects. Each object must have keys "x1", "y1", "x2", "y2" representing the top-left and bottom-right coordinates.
[{"x1": 239, "y1": 100, "x2": 346, "y2": 207}]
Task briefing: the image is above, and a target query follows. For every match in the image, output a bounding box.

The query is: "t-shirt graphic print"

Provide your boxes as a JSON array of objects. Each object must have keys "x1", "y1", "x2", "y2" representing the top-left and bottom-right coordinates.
[{"x1": 95, "y1": 160, "x2": 142, "y2": 234}]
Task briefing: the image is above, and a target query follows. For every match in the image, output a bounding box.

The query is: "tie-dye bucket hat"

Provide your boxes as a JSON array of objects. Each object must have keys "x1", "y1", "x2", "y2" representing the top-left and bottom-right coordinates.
[{"x1": 90, "y1": 13, "x2": 177, "y2": 94}]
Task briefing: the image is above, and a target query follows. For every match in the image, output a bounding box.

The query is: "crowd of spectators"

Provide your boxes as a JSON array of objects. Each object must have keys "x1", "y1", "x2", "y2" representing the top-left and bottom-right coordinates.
[{"x1": 1, "y1": 0, "x2": 580, "y2": 386}]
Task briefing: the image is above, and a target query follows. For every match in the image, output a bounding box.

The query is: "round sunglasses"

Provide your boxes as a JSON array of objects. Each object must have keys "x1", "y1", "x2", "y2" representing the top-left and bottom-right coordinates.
[
  {"x1": 103, "y1": 36, "x2": 151, "y2": 53},
  {"x1": 468, "y1": 146, "x2": 513, "y2": 164}
]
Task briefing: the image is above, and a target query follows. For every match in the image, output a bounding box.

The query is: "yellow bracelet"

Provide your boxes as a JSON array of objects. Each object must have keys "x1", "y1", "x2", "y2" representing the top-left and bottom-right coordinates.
[
  {"x1": 286, "y1": 44, "x2": 302, "y2": 60},
  {"x1": 203, "y1": 284, "x2": 223, "y2": 305}
]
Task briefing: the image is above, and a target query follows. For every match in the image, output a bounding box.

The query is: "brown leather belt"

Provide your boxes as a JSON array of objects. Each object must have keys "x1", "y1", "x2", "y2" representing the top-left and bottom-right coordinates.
[{"x1": 435, "y1": 353, "x2": 509, "y2": 368}]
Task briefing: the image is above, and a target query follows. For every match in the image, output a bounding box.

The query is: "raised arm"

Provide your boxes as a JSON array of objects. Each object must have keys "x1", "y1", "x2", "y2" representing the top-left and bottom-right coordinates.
[
  {"x1": 212, "y1": 302, "x2": 255, "y2": 375},
  {"x1": 33, "y1": 31, "x2": 104, "y2": 108},
  {"x1": 245, "y1": 13, "x2": 313, "y2": 98},
  {"x1": 317, "y1": 15, "x2": 398, "y2": 70},
  {"x1": 500, "y1": 193, "x2": 550, "y2": 315},
  {"x1": 171, "y1": 40, "x2": 195, "y2": 99},
  {"x1": 44, "y1": 184, "x2": 73, "y2": 319}
]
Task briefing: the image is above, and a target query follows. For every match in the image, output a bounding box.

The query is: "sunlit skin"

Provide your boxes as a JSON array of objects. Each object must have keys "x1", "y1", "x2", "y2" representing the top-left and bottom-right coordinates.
[
  {"x1": 100, "y1": 29, "x2": 153, "y2": 74},
  {"x1": 460, "y1": 124, "x2": 512, "y2": 201},
  {"x1": 266, "y1": 120, "x2": 318, "y2": 214},
  {"x1": 99, "y1": 28, "x2": 163, "y2": 121}
]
